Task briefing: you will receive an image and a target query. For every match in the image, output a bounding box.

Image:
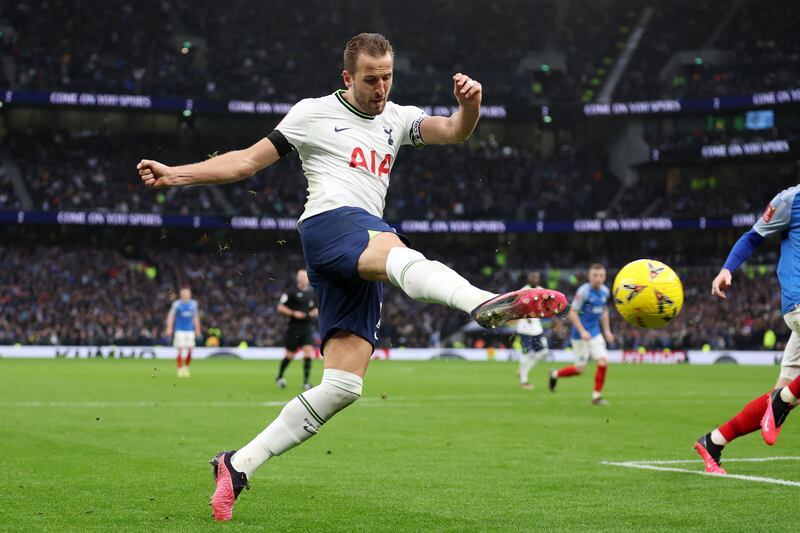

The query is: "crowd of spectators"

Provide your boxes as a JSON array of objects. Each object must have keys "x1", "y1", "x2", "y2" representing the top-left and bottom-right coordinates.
[
  {"x1": 0, "y1": 0, "x2": 549, "y2": 106},
  {"x1": 4, "y1": 129, "x2": 620, "y2": 221},
  {"x1": 610, "y1": 166, "x2": 797, "y2": 219},
  {"x1": 9, "y1": 131, "x2": 228, "y2": 214},
  {"x1": 3, "y1": 1, "x2": 797, "y2": 107},
  {"x1": 5, "y1": 125, "x2": 796, "y2": 222},
  {"x1": 0, "y1": 239, "x2": 788, "y2": 352}
]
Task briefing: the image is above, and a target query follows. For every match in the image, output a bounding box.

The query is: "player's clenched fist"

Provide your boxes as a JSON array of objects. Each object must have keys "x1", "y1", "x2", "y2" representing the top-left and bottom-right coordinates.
[
  {"x1": 137, "y1": 159, "x2": 173, "y2": 188},
  {"x1": 452, "y1": 72, "x2": 482, "y2": 108}
]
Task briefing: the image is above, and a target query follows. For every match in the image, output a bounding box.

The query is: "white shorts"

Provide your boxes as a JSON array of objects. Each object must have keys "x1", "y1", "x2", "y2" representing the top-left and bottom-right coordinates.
[
  {"x1": 780, "y1": 309, "x2": 800, "y2": 380},
  {"x1": 571, "y1": 335, "x2": 608, "y2": 366},
  {"x1": 173, "y1": 331, "x2": 196, "y2": 348}
]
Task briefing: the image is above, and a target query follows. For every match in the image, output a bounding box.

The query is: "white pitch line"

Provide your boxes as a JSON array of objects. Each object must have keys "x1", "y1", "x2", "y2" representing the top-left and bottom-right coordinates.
[
  {"x1": 602, "y1": 460, "x2": 800, "y2": 487},
  {"x1": 610, "y1": 457, "x2": 800, "y2": 466}
]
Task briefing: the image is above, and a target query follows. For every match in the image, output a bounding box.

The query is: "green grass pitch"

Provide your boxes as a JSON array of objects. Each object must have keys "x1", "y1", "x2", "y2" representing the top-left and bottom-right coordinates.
[{"x1": 1, "y1": 358, "x2": 797, "y2": 531}]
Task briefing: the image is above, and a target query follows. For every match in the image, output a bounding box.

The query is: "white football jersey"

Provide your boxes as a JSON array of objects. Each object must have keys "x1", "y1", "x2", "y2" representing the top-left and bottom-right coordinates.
[{"x1": 275, "y1": 90, "x2": 428, "y2": 223}]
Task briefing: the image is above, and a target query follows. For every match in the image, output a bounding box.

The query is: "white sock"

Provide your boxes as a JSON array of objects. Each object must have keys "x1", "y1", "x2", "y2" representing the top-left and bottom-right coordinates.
[
  {"x1": 385, "y1": 247, "x2": 495, "y2": 313},
  {"x1": 231, "y1": 369, "x2": 362, "y2": 478},
  {"x1": 519, "y1": 353, "x2": 532, "y2": 384},
  {"x1": 780, "y1": 386, "x2": 798, "y2": 404},
  {"x1": 519, "y1": 350, "x2": 547, "y2": 383},
  {"x1": 710, "y1": 429, "x2": 728, "y2": 446},
  {"x1": 592, "y1": 391, "x2": 602, "y2": 400}
]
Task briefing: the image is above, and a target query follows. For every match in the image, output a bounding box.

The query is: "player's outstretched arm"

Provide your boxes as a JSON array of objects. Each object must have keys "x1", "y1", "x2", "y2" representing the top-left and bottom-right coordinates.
[
  {"x1": 138, "y1": 137, "x2": 281, "y2": 188},
  {"x1": 420, "y1": 73, "x2": 482, "y2": 145}
]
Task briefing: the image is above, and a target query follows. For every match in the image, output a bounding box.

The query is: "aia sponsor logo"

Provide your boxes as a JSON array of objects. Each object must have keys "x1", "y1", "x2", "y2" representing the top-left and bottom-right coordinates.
[
  {"x1": 350, "y1": 147, "x2": 392, "y2": 178},
  {"x1": 763, "y1": 203, "x2": 776, "y2": 222}
]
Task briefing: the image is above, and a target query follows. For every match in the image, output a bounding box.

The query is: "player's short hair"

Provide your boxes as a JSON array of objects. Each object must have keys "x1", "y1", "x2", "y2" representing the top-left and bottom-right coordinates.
[
  {"x1": 589, "y1": 263, "x2": 605, "y2": 271},
  {"x1": 343, "y1": 33, "x2": 394, "y2": 73}
]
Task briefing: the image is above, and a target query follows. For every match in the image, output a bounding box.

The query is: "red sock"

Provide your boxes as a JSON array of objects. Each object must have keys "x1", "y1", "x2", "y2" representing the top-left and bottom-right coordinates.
[
  {"x1": 788, "y1": 375, "x2": 800, "y2": 398},
  {"x1": 718, "y1": 393, "x2": 769, "y2": 442},
  {"x1": 594, "y1": 365, "x2": 607, "y2": 393},
  {"x1": 177, "y1": 351, "x2": 184, "y2": 368},
  {"x1": 185, "y1": 349, "x2": 192, "y2": 366},
  {"x1": 557, "y1": 366, "x2": 579, "y2": 378}
]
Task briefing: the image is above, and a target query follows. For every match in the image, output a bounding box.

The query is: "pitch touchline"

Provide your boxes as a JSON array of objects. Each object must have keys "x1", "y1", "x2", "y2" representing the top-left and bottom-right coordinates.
[
  {"x1": 609, "y1": 457, "x2": 800, "y2": 465},
  {"x1": 602, "y1": 458, "x2": 800, "y2": 487}
]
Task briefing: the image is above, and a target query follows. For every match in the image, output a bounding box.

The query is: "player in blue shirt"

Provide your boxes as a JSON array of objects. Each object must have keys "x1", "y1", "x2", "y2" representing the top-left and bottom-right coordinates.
[
  {"x1": 166, "y1": 285, "x2": 201, "y2": 378},
  {"x1": 695, "y1": 185, "x2": 800, "y2": 474},
  {"x1": 549, "y1": 263, "x2": 614, "y2": 405}
]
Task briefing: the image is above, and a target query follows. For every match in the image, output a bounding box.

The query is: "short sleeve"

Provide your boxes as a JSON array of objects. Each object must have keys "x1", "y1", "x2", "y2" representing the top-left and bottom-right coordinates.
[
  {"x1": 279, "y1": 293, "x2": 289, "y2": 304},
  {"x1": 753, "y1": 189, "x2": 795, "y2": 238},
  {"x1": 399, "y1": 105, "x2": 429, "y2": 148},
  {"x1": 572, "y1": 284, "x2": 589, "y2": 310},
  {"x1": 169, "y1": 300, "x2": 178, "y2": 313},
  {"x1": 275, "y1": 99, "x2": 314, "y2": 150}
]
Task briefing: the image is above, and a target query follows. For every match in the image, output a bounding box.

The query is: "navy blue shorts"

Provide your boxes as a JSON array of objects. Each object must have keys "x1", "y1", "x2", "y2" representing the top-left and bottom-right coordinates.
[
  {"x1": 521, "y1": 334, "x2": 548, "y2": 353},
  {"x1": 298, "y1": 207, "x2": 407, "y2": 353}
]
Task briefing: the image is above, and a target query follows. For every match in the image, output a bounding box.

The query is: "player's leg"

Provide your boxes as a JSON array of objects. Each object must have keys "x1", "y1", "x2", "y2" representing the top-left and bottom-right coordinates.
[
  {"x1": 694, "y1": 389, "x2": 773, "y2": 474},
  {"x1": 549, "y1": 338, "x2": 587, "y2": 392},
  {"x1": 761, "y1": 315, "x2": 800, "y2": 443},
  {"x1": 276, "y1": 346, "x2": 297, "y2": 389},
  {"x1": 211, "y1": 215, "x2": 381, "y2": 521},
  {"x1": 360, "y1": 232, "x2": 566, "y2": 326},
  {"x1": 696, "y1": 320, "x2": 800, "y2": 471},
  {"x1": 301, "y1": 344, "x2": 314, "y2": 390},
  {"x1": 231, "y1": 333, "x2": 368, "y2": 476},
  {"x1": 591, "y1": 336, "x2": 609, "y2": 405},
  {"x1": 183, "y1": 334, "x2": 195, "y2": 377},
  {"x1": 519, "y1": 335, "x2": 547, "y2": 390},
  {"x1": 518, "y1": 337, "x2": 535, "y2": 390},
  {"x1": 173, "y1": 332, "x2": 184, "y2": 376},
  {"x1": 212, "y1": 333, "x2": 367, "y2": 520}
]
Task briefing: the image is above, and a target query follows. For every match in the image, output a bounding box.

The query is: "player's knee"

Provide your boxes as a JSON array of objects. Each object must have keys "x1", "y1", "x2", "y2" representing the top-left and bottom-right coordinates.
[
  {"x1": 597, "y1": 358, "x2": 608, "y2": 368},
  {"x1": 320, "y1": 368, "x2": 363, "y2": 413},
  {"x1": 385, "y1": 247, "x2": 426, "y2": 287},
  {"x1": 575, "y1": 365, "x2": 587, "y2": 374}
]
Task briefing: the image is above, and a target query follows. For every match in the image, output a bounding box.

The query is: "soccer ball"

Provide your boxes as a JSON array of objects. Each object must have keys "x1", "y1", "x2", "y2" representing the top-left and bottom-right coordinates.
[{"x1": 612, "y1": 259, "x2": 684, "y2": 329}]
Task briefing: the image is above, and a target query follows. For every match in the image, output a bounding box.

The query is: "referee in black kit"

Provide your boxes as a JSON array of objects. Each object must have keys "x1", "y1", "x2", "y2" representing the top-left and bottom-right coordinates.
[{"x1": 275, "y1": 268, "x2": 318, "y2": 390}]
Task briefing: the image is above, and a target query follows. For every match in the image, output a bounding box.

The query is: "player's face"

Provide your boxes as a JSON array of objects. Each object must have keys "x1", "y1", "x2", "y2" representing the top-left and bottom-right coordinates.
[
  {"x1": 296, "y1": 270, "x2": 309, "y2": 289},
  {"x1": 588, "y1": 268, "x2": 606, "y2": 288},
  {"x1": 180, "y1": 288, "x2": 191, "y2": 300},
  {"x1": 344, "y1": 52, "x2": 393, "y2": 115},
  {"x1": 528, "y1": 272, "x2": 541, "y2": 286}
]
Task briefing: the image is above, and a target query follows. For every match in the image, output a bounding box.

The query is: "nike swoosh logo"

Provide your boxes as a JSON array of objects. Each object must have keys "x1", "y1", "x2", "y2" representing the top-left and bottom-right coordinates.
[{"x1": 334, "y1": 126, "x2": 351, "y2": 132}]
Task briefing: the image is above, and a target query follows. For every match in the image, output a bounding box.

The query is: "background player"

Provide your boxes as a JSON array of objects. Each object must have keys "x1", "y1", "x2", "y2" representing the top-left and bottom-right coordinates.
[
  {"x1": 275, "y1": 269, "x2": 318, "y2": 390},
  {"x1": 516, "y1": 271, "x2": 551, "y2": 390},
  {"x1": 165, "y1": 285, "x2": 201, "y2": 378},
  {"x1": 549, "y1": 263, "x2": 613, "y2": 405},
  {"x1": 138, "y1": 32, "x2": 566, "y2": 521},
  {"x1": 695, "y1": 185, "x2": 800, "y2": 474}
]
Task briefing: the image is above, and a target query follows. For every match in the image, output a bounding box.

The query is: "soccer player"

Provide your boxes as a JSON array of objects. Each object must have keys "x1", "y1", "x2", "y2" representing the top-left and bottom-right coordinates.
[
  {"x1": 138, "y1": 33, "x2": 567, "y2": 521},
  {"x1": 166, "y1": 285, "x2": 201, "y2": 378},
  {"x1": 694, "y1": 185, "x2": 800, "y2": 474},
  {"x1": 516, "y1": 272, "x2": 551, "y2": 390},
  {"x1": 548, "y1": 263, "x2": 614, "y2": 405},
  {"x1": 275, "y1": 269, "x2": 318, "y2": 390}
]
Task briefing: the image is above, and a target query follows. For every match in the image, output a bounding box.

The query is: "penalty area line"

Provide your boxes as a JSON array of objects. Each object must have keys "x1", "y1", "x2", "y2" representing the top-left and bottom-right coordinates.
[{"x1": 601, "y1": 460, "x2": 800, "y2": 487}]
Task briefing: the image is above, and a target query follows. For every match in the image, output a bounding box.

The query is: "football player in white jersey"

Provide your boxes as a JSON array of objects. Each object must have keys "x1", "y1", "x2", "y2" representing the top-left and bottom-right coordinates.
[
  {"x1": 515, "y1": 272, "x2": 551, "y2": 390},
  {"x1": 138, "y1": 33, "x2": 567, "y2": 521}
]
